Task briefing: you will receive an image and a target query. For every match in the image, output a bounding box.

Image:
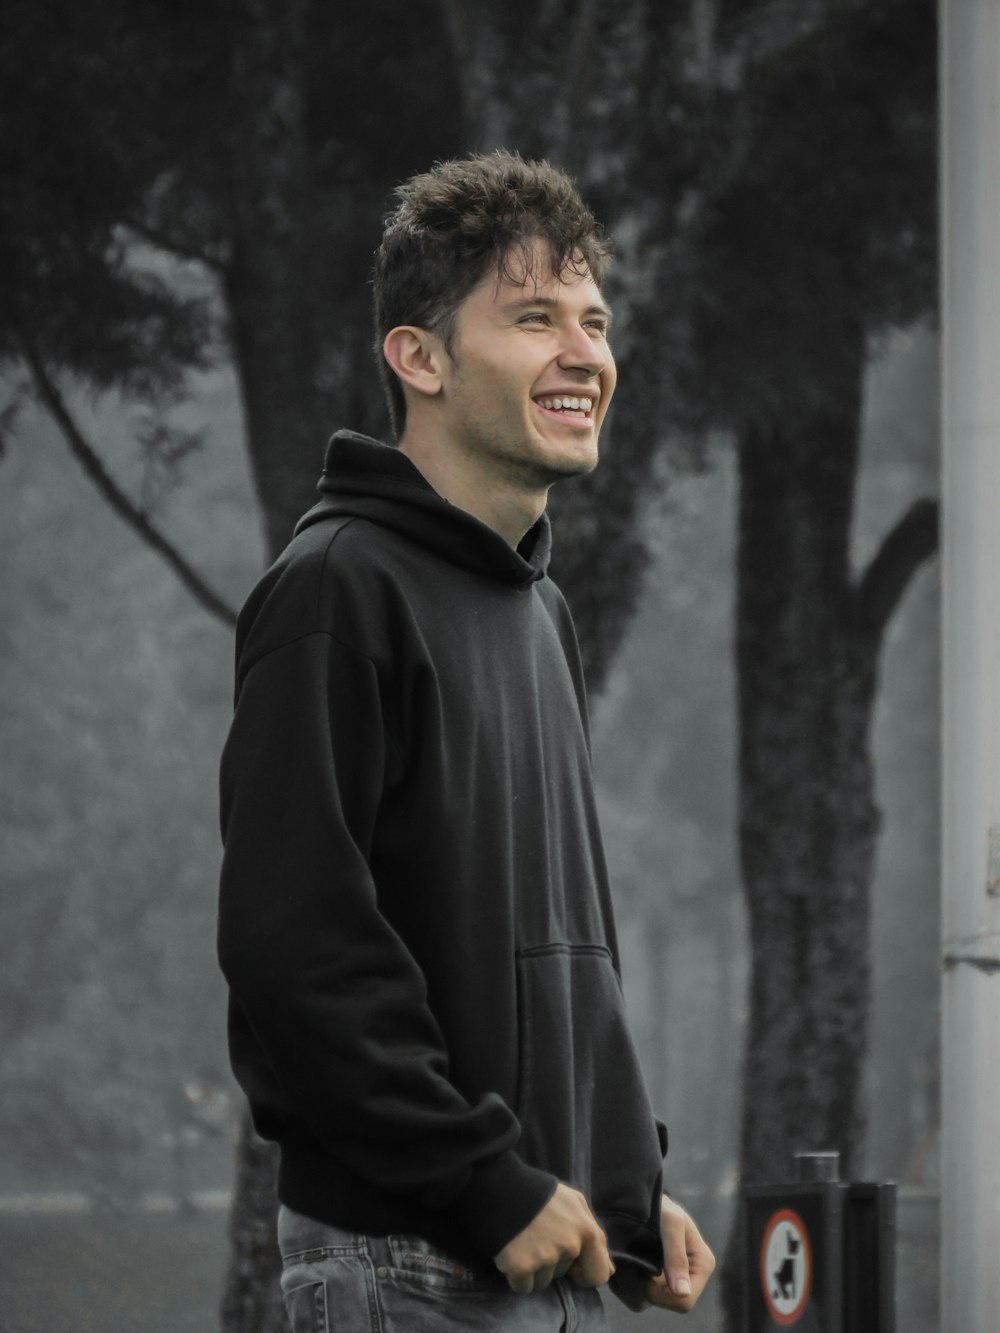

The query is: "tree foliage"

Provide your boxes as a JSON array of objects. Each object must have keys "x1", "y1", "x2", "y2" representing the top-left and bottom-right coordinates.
[
  {"x1": 687, "y1": 0, "x2": 937, "y2": 425},
  {"x1": 0, "y1": 1, "x2": 217, "y2": 392}
]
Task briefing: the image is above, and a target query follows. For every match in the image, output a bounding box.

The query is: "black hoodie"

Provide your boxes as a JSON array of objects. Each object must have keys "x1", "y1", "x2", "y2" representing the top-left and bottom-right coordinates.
[{"x1": 218, "y1": 431, "x2": 666, "y2": 1282}]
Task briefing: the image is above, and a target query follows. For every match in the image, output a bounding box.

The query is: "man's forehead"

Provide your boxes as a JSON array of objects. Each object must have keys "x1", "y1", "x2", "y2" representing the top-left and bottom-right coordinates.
[
  {"x1": 494, "y1": 239, "x2": 595, "y2": 294},
  {"x1": 476, "y1": 245, "x2": 607, "y2": 314}
]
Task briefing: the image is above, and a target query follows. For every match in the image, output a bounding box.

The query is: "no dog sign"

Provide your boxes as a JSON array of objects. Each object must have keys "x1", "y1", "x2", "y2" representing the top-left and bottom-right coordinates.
[
  {"x1": 760, "y1": 1208, "x2": 813, "y2": 1325},
  {"x1": 744, "y1": 1167, "x2": 895, "y2": 1331}
]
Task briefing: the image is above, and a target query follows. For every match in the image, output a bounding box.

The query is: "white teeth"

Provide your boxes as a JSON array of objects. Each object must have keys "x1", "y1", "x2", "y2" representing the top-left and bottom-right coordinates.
[{"x1": 537, "y1": 396, "x2": 594, "y2": 412}]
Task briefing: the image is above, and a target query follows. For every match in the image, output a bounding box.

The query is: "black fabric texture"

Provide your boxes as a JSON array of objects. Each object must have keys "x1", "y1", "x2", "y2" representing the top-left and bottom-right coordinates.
[{"x1": 217, "y1": 430, "x2": 667, "y2": 1271}]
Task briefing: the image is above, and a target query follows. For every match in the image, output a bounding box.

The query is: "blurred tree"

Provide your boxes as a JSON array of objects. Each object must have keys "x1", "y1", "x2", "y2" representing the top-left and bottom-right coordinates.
[
  {"x1": 1, "y1": 4, "x2": 460, "y2": 1324},
  {"x1": 0, "y1": 0, "x2": 235, "y2": 622},
  {"x1": 668, "y1": 2, "x2": 939, "y2": 1322}
]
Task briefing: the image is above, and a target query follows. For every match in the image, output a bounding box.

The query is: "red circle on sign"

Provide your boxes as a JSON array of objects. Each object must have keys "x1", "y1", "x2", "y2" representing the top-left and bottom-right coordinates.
[{"x1": 759, "y1": 1207, "x2": 813, "y2": 1325}]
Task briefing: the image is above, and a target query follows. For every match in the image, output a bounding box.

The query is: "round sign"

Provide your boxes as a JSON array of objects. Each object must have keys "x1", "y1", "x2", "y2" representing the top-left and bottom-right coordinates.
[{"x1": 759, "y1": 1207, "x2": 813, "y2": 1325}]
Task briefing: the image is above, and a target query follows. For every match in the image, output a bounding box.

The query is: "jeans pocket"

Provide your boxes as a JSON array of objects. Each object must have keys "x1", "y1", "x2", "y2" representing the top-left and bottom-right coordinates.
[
  {"x1": 281, "y1": 1250, "x2": 375, "y2": 1331},
  {"x1": 283, "y1": 1280, "x2": 328, "y2": 1333}
]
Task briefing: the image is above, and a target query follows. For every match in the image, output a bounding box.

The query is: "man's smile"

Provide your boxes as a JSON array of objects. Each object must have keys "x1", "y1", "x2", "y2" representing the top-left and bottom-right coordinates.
[{"x1": 532, "y1": 392, "x2": 597, "y2": 425}]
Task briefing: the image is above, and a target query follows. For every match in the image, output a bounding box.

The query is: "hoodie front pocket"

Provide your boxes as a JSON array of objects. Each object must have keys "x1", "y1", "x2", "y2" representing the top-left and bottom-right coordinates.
[{"x1": 514, "y1": 943, "x2": 663, "y2": 1226}]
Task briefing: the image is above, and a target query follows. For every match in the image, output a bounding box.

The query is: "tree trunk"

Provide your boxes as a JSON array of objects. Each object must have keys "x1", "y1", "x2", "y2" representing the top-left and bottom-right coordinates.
[
  {"x1": 219, "y1": 2, "x2": 324, "y2": 1328},
  {"x1": 714, "y1": 335, "x2": 938, "y2": 1327},
  {"x1": 221, "y1": 1111, "x2": 285, "y2": 1333},
  {"x1": 720, "y1": 341, "x2": 882, "y2": 1327},
  {"x1": 223, "y1": 0, "x2": 328, "y2": 560}
]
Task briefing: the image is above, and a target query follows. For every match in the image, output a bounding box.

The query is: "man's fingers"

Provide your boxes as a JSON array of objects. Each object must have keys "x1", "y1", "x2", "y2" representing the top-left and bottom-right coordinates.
[
  {"x1": 502, "y1": 1268, "x2": 535, "y2": 1296},
  {"x1": 645, "y1": 1271, "x2": 691, "y2": 1312},
  {"x1": 493, "y1": 1182, "x2": 616, "y2": 1296},
  {"x1": 650, "y1": 1196, "x2": 717, "y2": 1311},
  {"x1": 569, "y1": 1228, "x2": 615, "y2": 1288}
]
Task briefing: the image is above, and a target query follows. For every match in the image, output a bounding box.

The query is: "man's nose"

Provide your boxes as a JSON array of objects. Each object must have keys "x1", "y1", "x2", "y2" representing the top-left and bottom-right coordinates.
[{"x1": 557, "y1": 324, "x2": 608, "y2": 377}]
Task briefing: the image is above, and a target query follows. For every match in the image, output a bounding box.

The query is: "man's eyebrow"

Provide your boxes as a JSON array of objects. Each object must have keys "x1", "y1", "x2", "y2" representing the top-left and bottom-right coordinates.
[{"x1": 502, "y1": 295, "x2": 614, "y2": 324}]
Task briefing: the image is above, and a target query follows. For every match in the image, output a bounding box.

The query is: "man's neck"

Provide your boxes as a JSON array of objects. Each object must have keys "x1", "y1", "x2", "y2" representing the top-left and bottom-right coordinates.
[{"x1": 399, "y1": 432, "x2": 547, "y2": 549}]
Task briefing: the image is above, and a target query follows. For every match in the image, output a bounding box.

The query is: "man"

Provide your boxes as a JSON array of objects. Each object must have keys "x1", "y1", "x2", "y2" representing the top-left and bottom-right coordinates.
[{"x1": 218, "y1": 151, "x2": 714, "y2": 1331}]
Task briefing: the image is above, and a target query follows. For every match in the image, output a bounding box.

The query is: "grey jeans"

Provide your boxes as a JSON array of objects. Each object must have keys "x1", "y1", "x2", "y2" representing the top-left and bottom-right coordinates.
[{"x1": 277, "y1": 1205, "x2": 608, "y2": 1333}]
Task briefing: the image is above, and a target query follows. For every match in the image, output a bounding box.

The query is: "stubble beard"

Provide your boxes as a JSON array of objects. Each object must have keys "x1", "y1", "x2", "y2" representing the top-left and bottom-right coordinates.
[
  {"x1": 446, "y1": 356, "x2": 600, "y2": 490},
  {"x1": 466, "y1": 401, "x2": 600, "y2": 492}
]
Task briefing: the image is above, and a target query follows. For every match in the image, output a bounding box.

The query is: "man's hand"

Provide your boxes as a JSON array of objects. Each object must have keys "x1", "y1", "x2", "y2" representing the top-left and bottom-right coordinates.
[
  {"x1": 640, "y1": 1194, "x2": 716, "y2": 1313},
  {"x1": 493, "y1": 1182, "x2": 615, "y2": 1295}
]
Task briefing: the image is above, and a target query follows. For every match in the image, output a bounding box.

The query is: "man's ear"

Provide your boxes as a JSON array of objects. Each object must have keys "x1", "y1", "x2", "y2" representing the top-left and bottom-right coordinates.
[{"x1": 383, "y1": 326, "x2": 446, "y2": 400}]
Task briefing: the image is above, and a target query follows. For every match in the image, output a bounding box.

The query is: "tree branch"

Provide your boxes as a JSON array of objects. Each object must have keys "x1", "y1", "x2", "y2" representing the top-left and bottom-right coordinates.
[
  {"x1": 20, "y1": 342, "x2": 238, "y2": 629},
  {"x1": 855, "y1": 496, "x2": 939, "y2": 640},
  {"x1": 121, "y1": 215, "x2": 229, "y2": 276},
  {"x1": 720, "y1": 0, "x2": 839, "y2": 67}
]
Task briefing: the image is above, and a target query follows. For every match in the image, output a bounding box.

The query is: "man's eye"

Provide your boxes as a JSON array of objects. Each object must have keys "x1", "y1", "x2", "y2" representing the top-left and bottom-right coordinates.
[{"x1": 520, "y1": 313, "x2": 549, "y2": 325}]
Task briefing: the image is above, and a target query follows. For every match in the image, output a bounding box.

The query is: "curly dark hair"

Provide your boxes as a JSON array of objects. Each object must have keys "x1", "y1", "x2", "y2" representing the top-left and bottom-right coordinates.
[{"x1": 372, "y1": 150, "x2": 612, "y2": 438}]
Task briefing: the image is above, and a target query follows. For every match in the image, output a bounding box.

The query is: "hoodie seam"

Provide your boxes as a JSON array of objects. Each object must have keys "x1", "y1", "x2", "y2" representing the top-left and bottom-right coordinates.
[
  {"x1": 307, "y1": 509, "x2": 545, "y2": 588},
  {"x1": 602, "y1": 1208, "x2": 657, "y2": 1224},
  {"x1": 325, "y1": 631, "x2": 407, "y2": 770},
  {"x1": 307, "y1": 518, "x2": 408, "y2": 769},
  {"x1": 313, "y1": 515, "x2": 360, "y2": 625},
  {"x1": 516, "y1": 942, "x2": 613, "y2": 961},
  {"x1": 324, "y1": 469, "x2": 434, "y2": 497},
  {"x1": 240, "y1": 629, "x2": 406, "y2": 770}
]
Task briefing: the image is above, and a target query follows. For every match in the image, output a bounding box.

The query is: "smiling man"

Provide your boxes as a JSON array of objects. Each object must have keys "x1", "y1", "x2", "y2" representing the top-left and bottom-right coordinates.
[
  {"x1": 218, "y1": 151, "x2": 714, "y2": 1332},
  {"x1": 388, "y1": 236, "x2": 614, "y2": 544}
]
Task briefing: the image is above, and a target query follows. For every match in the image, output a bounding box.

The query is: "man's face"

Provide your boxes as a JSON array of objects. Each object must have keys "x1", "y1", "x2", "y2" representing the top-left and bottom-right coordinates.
[{"x1": 436, "y1": 240, "x2": 617, "y2": 486}]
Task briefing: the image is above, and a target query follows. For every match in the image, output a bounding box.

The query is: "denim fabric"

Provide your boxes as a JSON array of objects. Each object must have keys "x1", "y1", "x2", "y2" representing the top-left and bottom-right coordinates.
[{"x1": 277, "y1": 1205, "x2": 608, "y2": 1333}]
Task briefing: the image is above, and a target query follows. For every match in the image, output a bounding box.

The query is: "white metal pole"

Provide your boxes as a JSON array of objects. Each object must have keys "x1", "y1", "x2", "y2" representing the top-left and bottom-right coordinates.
[{"x1": 940, "y1": 2, "x2": 1000, "y2": 1330}]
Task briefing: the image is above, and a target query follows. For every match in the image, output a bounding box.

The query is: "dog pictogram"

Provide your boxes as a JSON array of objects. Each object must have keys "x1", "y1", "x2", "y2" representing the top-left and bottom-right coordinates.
[{"x1": 760, "y1": 1209, "x2": 812, "y2": 1325}]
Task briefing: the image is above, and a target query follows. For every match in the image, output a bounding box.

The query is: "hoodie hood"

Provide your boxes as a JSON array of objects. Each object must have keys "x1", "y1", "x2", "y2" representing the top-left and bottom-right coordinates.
[{"x1": 294, "y1": 431, "x2": 552, "y2": 587}]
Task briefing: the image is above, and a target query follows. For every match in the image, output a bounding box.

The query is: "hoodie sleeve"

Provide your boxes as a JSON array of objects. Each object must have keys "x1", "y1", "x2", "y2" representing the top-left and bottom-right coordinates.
[{"x1": 217, "y1": 627, "x2": 557, "y2": 1258}]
